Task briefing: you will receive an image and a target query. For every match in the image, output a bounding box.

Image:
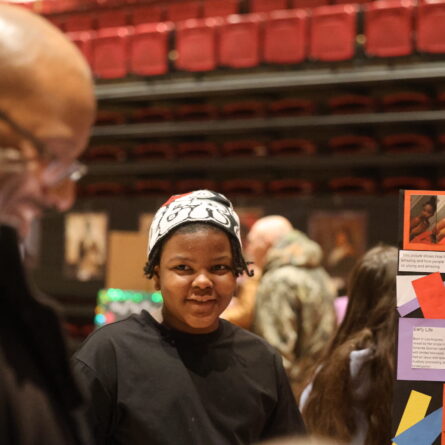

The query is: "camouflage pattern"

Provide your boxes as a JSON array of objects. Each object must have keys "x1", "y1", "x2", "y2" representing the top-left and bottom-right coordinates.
[{"x1": 252, "y1": 230, "x2": 337, "y2": 398}]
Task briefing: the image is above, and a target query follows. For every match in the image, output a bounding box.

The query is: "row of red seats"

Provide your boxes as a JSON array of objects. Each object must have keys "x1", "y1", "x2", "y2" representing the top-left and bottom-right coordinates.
[
  {"x1": 78, "y1": 176, "x2": 437, "y2": 197},
  {"x1": 95, "y1": 91, "x2": 442, "y2": 125},
  {"x1": 21, "y1": 0, "x2": 370, "y2": 18},
  {"x1": 64, "y1": 1, "x2": 445, "y2": 79},
  {"x1": 84, "y1": 133, "x2": 441, "y2": 161}
]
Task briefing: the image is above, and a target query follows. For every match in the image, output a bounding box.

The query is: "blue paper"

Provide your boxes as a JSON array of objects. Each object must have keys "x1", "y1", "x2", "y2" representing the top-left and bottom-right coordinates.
[{"x1": 392, "y1": 408, "x2": 442, "y2": 445}]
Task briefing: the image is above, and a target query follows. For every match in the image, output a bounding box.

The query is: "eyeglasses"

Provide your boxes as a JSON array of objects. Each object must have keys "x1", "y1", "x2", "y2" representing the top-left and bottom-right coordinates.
[{"x1": 0, "y1": 109, "x2": 88, "y2": 186}]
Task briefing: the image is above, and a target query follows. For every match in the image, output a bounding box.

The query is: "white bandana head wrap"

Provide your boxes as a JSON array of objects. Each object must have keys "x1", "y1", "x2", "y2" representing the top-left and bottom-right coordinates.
[{"x1": 147, "y1": 190, "x2": 242, "y2": 259}]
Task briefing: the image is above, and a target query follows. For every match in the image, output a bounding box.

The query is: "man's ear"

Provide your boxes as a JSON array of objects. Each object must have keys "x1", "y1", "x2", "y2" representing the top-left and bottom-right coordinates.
[{"x1": 153, "y1": 266, "x2": 160, "y2": 290}]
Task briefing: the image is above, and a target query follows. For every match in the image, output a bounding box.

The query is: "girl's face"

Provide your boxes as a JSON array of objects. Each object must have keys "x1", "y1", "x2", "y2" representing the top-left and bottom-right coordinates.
[
  {"x1": 421, "y1": 204, "x2": 434, "y2": 219},
  {"x1": 154, "y1": 227, "x2": 237, "y2": 334}
]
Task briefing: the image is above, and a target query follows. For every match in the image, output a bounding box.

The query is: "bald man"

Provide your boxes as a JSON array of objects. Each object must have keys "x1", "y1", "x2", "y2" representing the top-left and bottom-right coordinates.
[
  {"x1": 0, "y1": 5, "x2": 95, "y2": 444},
  {"x1": 247, "y1": 216, "x2": 336, "y2": 400}
]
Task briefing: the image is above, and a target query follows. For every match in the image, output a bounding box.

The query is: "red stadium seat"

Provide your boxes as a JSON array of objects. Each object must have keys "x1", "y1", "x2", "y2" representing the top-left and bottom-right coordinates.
[
  {"x1": 80, "y1": 182, "x2": 126, "y2": 197},
  {"x1": 95, "y1": 110, "x2": 126, "y2": 125},
  {"x1": 328, "y1": 135, "x2": 378, "y2": 154},
  {"x1": 268, "y1": 179, "x2": 315, "y2": 195},
  {"x1": 176, "y1": 179, "x2": 219, "y2": 193},
  {"x1": 250, "y1": 0, "x2": 288, "y2": 13},
  {"x1": 129, "y1": 22, "x2": 173, "y2": 76},
  {"x1": 175, "y1": 104, "x2": 219, "y2": 120},
  {"x1": 221, "y1": 179, "x2": 265, "y2": 195},
  {"x1": 166, "y1": 1, "x2": 201, "y2": 22},
  {"x1": 92, "y1": 26, "x2": 132, "y2": 79},
  {"x1": 328, "y1": 177, "x2": 376, "y2": 194},
  {"x1": 382, "y1": 176, "x2": 432, "y2": 193},
  {"x1": 219, "y1": 14, "x2": 264, "y2": 68},
  {"x1": 327, "y1": 94, "x2": 375, "y2": 114},
  {"x1": 220, "y1": 101, "x2": 266, "y2": 118},
  {"x1": 364, "y1": 0, "x2": 414, "y2": 58},
  {"x1": 176, "y1": 142, "x2": 219, "y2": 158},
  {"x1": 221, "y1": 140, "x2": 267, "y2": 157},
  {"x1": 132, "y1": 180, "x2": 172, "y2": 195},
  {"x1": 310, "y1": 4, "x2": 358, "y2": 61},
  {"x1": 269, "y1": 138, "x2": 317, "y2": 155},
  {"x1": 48, "y1": 15, "x2": 66, "y2": 31},
  {"x1": 291, "y1": 0, "x2": 330, "y2": 7},
  {"x1": 130, "y1": 5, "x2": 164, "y2": 26},
  {"x1": 381, "y1": 91, "x2": 431, "y2": 111},
  {"x1": 83, "y1": 145, "x2": 126, "y2": 162},
  {"x1": 64, "y1": 13, "x2": 94, "y2": 32},
  {"x1": 131, "y1": 106, "x2": 174, "y2": 123},
  {"x1": 132, "y1": 143, "x2": 175, "y2": 160},
  {"x1": 97, "y1": 8, "x2": 128, "y2": 28},
  {"x1": 417, "y1": 0, "x2": 445, "y2": 54},
  {"x1": 268, "y1": 98, "x2": 315, "y2": 115},
  {"x1": 176, "y1": 18, "x2": 222, "y2": 72},
  {"x1": 203, "y1": 0, "x2": 239, "y2": 18},
  {"x1": 66, "y1": 31, "x2": 95, "y2": 65},
  {"x1": 263, "y1": 10, "x2": 308, "y2": 64},
  {"x1": 381, "y1": 133, "x2": 434, "y2": 153}
]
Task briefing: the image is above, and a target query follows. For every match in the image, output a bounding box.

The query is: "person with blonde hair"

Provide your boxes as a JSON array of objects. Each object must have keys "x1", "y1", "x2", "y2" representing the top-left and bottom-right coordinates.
[{"x1": 300, "y1": 245, "x2": 398, "y2": 445}]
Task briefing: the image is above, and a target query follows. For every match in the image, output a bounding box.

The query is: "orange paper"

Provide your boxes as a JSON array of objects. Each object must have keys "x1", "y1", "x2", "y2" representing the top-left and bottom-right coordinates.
[{"x1": 412, "y1": 273, "x2": 445, "y2": 318}]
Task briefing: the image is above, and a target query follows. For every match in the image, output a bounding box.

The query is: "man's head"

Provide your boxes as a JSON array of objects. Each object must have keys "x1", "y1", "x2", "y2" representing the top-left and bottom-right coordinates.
[
  {"x1": 246, "y1": 215, "x2": 293, "y2": 270},
  {"x1": 0, "y1": 5, "x2": 96, "y2": 239}
]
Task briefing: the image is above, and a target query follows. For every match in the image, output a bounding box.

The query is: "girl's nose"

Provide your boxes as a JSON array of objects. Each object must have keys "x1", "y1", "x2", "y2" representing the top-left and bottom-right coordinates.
[{"x1": 192, "y1": 272, "x2": 213, "y2": 289}]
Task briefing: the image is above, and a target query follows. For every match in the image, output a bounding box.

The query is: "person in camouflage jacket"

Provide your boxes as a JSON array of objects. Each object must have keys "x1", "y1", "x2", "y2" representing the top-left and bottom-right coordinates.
[{"x1": 249, "y1": 217, "x2": 337, "y2": 399}]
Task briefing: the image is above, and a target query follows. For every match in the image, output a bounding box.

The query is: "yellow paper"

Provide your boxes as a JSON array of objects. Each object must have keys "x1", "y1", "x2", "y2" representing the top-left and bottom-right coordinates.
[{"x1": 395, "y1": 390, "x2": 431, "y2": 437}]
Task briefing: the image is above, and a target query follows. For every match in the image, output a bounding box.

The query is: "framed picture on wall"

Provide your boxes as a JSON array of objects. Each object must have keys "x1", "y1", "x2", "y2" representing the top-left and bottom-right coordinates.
[
  {"x1": 308, "y1": 210, "x2": 368, "y2": 294},
  {"x1": 64, "y1": 212, "x2": 108, "y2": 281}
]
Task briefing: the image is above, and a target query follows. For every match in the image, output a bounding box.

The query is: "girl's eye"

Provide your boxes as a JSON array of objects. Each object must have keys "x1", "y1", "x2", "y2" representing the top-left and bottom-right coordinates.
[
  {"x1": 212, "y1": 264, "x2": 232, "y2": 273},
  {"x1": 173, "y1": 264, "x2": 191, "y2": 272}
]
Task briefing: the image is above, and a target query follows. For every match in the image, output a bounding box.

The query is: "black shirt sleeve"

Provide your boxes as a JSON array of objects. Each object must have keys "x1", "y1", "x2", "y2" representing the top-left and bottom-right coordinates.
[{"x1": 72, "y1": 336, "x2": 117, "y2": 445}]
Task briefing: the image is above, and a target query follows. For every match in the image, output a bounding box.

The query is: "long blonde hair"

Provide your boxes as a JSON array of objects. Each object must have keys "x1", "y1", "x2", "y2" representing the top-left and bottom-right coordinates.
[{"x1": 302, "y1": 245, "x2": 397, "y2": 445}]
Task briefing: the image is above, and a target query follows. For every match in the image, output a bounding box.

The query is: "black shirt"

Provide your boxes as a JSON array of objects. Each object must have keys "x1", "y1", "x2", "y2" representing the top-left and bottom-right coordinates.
[{"x1": 73, "y1": 310, "x2": 305, "y2": 445}]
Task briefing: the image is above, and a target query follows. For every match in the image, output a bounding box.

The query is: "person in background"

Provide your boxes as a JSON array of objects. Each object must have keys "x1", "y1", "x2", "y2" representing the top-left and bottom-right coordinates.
[
  {"x1": 0, "y1": 4, "x2": 96, "y2": 444},
  {"x1": 300, "y1": 245, "x2": 397, "y2": 445},
  {"x1": 73, "y1": 190, "x2": 306, "y2": 445},
  {"x1": 248, "y1": 215, "x2": 337, "y2": 399}
]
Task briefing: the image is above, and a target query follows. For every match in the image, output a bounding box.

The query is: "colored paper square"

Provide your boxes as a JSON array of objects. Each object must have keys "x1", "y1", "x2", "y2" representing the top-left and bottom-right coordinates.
[
  {"x1": 393, "y1": 408, "x2": 442, "y2": 445},
  {"x1": 396, "y1": 390, "x2": 431, "y2": 436},
  {"x1": 413, "y1": 273, "x2": 445, "y2": 318}
]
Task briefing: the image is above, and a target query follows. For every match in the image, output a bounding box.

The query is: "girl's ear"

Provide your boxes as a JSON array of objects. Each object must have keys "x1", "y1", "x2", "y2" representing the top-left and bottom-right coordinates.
[{"x1": 153, "y1": 266, "x2": 161, "y2": 290}]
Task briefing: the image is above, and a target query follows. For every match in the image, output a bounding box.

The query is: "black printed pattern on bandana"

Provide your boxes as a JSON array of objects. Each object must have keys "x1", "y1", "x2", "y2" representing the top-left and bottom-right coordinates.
[{"x1": 148, "y1": 190, "x2": 241, "y2": 257}]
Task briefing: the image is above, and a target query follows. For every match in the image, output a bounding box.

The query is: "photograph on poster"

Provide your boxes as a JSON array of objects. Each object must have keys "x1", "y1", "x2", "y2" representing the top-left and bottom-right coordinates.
[
  {"x1": 403, "y1": 190, "x2": 445, "y2": 251},
  {"x1": 65, "y1": 212, "x2": 108, "y2": 281},
  {"x1": 397, "y1": 318, "x2": 445, "y2": 382},
  {"x1": 308, "y1": 210, "x2": 367, "y2": 294}
]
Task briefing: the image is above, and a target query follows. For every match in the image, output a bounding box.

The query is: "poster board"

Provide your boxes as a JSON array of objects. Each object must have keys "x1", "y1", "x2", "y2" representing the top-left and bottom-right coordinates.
[
  {"x1": 392, "y1": 190, "x2": 445, "y2": 445},
  {"x1": 106, "y1": 230, "x2": 156, "y2": 292}
]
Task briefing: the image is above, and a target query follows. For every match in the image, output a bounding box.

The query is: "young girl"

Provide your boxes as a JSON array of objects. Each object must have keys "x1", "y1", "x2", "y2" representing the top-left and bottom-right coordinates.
[
  {"x1": 73, "y1": 190, "x2": 305, "y2": 445},
  {"x1": 410, "y1": 196, "x2": 437, "y2": 242},
  {"x1": 300, "y1": 245, "x2": 397, "y2": 445}
]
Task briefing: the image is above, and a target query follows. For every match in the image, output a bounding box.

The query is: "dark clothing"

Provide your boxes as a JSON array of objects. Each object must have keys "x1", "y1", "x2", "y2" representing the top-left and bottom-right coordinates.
[
  {"x1": 0, "y1": 224, "x2": 92, "y2": 445},
  {"x1": 73, "y1": 310, "x2": 305, "y2": 445}
]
